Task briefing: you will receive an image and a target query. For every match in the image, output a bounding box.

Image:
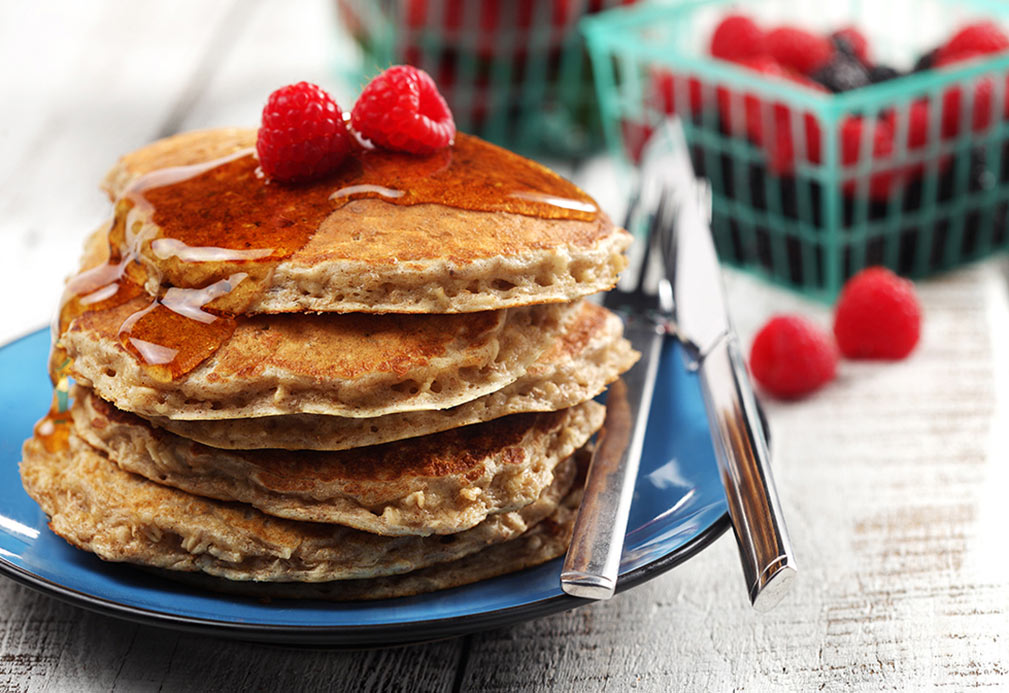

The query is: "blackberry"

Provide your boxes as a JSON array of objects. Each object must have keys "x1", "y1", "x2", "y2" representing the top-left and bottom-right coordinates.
[
  {"x1": 968, "y1": 147, "x2": 995, "y2": 193},
  {"x1": 912, "y1": 48, "x2": 938, "y2": 73},
  {"x1": 831, "y1": 34, "x2": 860, "y2": 62},
  {"x1": 868, "y1": 65, "x2": 901, "y2": 83},
  {"x1": 812, "y1": 53, "x2": 871, "y2": 93}
]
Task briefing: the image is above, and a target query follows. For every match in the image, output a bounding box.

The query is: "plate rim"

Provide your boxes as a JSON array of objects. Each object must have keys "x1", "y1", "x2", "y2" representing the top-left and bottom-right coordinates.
[
  {"x1": 0, "y1": 516, "x2": 730, "y2": 646},
  {"x1": 0, "y1": 327, "x2": 732, "y2": 647}
]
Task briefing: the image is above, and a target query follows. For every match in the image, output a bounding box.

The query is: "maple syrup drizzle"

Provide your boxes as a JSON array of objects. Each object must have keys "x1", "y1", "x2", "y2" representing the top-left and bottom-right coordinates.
[
  {"x1": 35, "y1": 410, "x2": 73, "y2": 453},
  {"x1": 53, "y1": 133, "x2": 598, "y2": 383}
]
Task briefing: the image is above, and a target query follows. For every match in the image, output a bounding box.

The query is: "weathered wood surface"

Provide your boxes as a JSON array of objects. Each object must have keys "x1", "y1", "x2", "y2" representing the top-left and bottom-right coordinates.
[{"x1": 3, "y1": 1, "x2": 1009, "y2": 690}]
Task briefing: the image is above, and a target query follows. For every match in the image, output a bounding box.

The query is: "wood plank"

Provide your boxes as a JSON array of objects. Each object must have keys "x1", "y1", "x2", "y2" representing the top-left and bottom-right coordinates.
[{"x1": 0, "y1": 579, "x2": 460, "y2": 693}]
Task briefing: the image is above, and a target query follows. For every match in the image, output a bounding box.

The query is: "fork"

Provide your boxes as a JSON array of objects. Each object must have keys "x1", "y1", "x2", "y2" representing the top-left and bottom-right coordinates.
[{"x1": 560, "y1": 191, "x2": 674, "y2": 600}]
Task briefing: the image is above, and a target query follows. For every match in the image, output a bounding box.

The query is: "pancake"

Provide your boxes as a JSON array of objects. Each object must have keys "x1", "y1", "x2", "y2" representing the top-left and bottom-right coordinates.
[
  {"x1": 62, "y1": 300, "x2": 573, "y2": 420},
  {"x1": 151, "y1": 471, "x2": 583, "y2": 601},
  {"x1": 20, "y1": 429, "x2": 577, "y2": 583},
  {"x1": 98, "y1": 128, "x2": 632, "y2": 314},
  {"x1": 72, "y1": 388, "x2": 603, "y2": 535},
  {"x1": 150, "y1": 300, "x2": 637, "y2": 450}
]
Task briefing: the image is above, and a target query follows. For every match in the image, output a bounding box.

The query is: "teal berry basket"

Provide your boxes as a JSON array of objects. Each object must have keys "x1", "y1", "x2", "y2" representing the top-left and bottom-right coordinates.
[
  {"x1": 582, "y1": 0, "x2": 1009, "y2": 298},
  {"x1": 335, "y1": 0, "x2": 638, "y2": 157}
]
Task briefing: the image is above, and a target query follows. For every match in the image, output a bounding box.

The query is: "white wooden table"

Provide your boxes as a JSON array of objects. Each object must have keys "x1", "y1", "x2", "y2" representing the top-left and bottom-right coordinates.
[{"x1": 3, "y1": 1, "x2": 1009, "y2": 690}]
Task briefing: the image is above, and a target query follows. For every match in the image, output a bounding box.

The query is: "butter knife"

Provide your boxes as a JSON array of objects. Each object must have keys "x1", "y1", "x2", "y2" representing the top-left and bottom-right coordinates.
[{"x1": 659, "y1": 123, "x2": 797, "y2": 611}]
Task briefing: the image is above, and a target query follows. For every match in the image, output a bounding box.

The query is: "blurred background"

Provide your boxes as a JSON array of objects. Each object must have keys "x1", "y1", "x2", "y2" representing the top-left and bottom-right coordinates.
[{"x1": 6, "y1": 0, "x2": 1009, "y2": 345}]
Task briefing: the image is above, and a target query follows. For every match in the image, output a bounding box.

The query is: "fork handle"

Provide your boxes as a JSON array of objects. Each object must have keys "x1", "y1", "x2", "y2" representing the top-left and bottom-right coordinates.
[{"x1": 697, "y1": 334, "x2": 797, "y2": 611}]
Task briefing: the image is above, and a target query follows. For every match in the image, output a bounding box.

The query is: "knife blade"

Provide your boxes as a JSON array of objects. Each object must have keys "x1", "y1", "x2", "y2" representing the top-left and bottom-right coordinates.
[{"x1": 660, "y1": 121, "x2": 797, "y2": 611}]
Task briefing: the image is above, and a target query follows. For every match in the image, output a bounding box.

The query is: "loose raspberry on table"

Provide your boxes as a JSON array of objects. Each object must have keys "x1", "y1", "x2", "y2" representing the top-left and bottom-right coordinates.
[
  {"x1": 710, "y1": 14, "x2": 766, "y2": 63},
  {"x1": 833, "y1": 267, "x2": 921, "y2": 360},
  {"x1": 256, "y1": 82, "x2": 352, "y2": 183},
  {"x1": 766, "y1": 26, "x2": 834, "y2": 75},
  {"x1": 749, "y1": 315, "x2": 838, "y2": 399},
  {"x1": 351, "y1": 65, "x2": 456, "y2": 154}
]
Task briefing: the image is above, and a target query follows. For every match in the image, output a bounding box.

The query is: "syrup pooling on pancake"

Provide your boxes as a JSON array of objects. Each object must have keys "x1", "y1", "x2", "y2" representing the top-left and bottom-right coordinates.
[
  {"x1": 51, "y1": 133, "x2": 600, "y2": 383},
  {"x1": 129, "y1": 133, "x2": 598, "y2": 297}
]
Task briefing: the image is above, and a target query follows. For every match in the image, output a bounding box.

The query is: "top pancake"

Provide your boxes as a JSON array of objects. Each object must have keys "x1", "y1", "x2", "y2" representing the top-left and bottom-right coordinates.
[{"x1": 99, "y1": 128, "x2": 631, "y2": 314}]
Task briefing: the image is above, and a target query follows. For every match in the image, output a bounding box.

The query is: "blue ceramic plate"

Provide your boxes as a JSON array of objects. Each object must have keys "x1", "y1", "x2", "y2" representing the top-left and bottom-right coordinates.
[{"x1": 0, "y1": 328, "x2": 729, "y2": 646}]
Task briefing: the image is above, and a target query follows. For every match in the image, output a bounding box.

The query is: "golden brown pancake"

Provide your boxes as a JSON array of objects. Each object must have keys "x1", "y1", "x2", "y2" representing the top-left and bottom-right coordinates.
[
  {"x1": 72, "y1": 387, "x2": 603, "y2": 535},
  {"x1": 20, "y1": 429, "x2": 578, "y2": 583},
  {"x1": 99, "y1": 128, "x2": 631, "y2": 314},
  {"x1": 62, "y1": 300, "x2": 573, "y2": 420},
  {"x1": 148, "y1": 300, "x2": 637, "y2": 450},
  {"x1": 153, "y1": 474, "x2": 583, "y2": 601}
]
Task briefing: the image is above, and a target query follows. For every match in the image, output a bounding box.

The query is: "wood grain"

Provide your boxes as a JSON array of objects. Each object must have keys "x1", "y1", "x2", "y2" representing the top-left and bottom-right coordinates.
[{"x1": 3, "y1": 0, "x2": 1009, "y2": 690}]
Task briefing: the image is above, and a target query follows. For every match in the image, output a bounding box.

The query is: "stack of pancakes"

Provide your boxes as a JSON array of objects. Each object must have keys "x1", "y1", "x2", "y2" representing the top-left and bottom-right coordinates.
[{"x1": 21, "y1": 128, "x2": 636, "y2": 600}]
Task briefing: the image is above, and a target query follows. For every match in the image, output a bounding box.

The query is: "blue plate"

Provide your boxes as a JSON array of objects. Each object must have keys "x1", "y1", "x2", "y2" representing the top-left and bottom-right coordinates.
[{"x1": 0, "y1": 328, "x2": 729, "y2": 646}]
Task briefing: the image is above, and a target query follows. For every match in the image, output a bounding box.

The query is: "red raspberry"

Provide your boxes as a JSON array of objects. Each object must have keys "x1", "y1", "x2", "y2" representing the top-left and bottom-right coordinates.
[
  {"x1": 766, "y1": 26, "x2": 834, "y2": 75},
  {"x1": 620, "y1": 119, "x2": 654, "y2": 164},
  {"x1": 351, "y1": 65, "x2": 456, "y2": 154},
  {"x1": 839, "y1": 117, "x2": 900, "y2": 200},
  {"x1": 651, "y1": 69, "x2": 704, "y2": 116},
  {"x1": 749, "y1": 315, "x2": 838, "y2": 399},
  {"x1": 937, "y1": 21, "x2": 1009, "y2": 64},
  {"x1": 833, "y1": 267, "x2": 921, "y2": 360},
  {"x1": 256, "y1": 82, "x2": 351, "y2": 182},
  {"x1": 831, "y1": 27, "x2": 870, "y2": 64},
  {"x1": 710, "y1": 15, "x2": 766, "y2": 63},
  {"x1": 716, "y1": 55, "x2": 824, "y2": 146}
]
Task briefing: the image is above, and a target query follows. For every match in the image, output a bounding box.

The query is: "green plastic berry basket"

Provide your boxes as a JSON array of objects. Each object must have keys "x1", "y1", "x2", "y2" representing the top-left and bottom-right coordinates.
[
  {"x1": 335, "y1": 0, "x2": 638, "y2": 157},
  {"x1": 582, "y1": 0, "x2": 1009, "y2": 298}
]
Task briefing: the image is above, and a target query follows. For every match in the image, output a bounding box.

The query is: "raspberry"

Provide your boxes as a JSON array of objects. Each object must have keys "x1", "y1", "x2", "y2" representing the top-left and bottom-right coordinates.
[
  {"x1": 766, "y1": 26, "x2": 834, "y2": 75},
  {"x1": 937, "y1": 21, "x2": 1009, "y2": 64},
  {"x1": 749, "y1": 315, "x2": 838, "y2": 399},
  {"x1": 620, "y1": 119, "x2": 654, "y2": 164},
  {"x1": 833, "y1": 267, "x2": 921, "y2": 360},
  {"x1": 767, "y1": 115, "x2": 898, "y2": 200},
  {"x1": 714, "y1": 56, "x2": 823, "y2": 148},
  {"x1": 906, "y1": 99, "x2": 934, "y2": 149},
  {"x1": 256, "y1": 82, "x2": 351, "y2": 182},
  {"x1": 710, "y1": 15, "x2": 766, "y2": 63},
  {"x1": 831, "y1": 27, "x2": 870, "y2": 65},
  {"x1": 839, "y1": 117, "x2": 899, "y2": 199},
  {"x1": 351, "y1": 65, "x2": 456, "y2": 154},
  {"x1": 650, "y1": 69, "x2": 704, "y2": 116}
]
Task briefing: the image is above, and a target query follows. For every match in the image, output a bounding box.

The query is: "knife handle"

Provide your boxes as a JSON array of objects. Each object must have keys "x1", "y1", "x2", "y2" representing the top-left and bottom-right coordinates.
[
  {"x1": 697, "y1": 334, "x2": 797, "y2": 611},
  {"x1": 561, "y1": 327, "x2": 665, "y2": 600}
]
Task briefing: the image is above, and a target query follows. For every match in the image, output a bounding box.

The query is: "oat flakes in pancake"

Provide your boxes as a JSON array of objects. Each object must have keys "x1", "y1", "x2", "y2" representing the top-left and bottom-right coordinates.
[
  {"x1": 99, "y1": 128, "x2": 631, "y2": 314},
  {"x1": 62, "y1": 299, "x2": 572, "y2": 420},
  {"x1": 20, "y1": 429, "x2": 575, "y2": 583},
  {"x1": 152, "y1": 300, "x2": 637, "y2": 450},
  {"x1": 154, "y1": 462, "x2": 585, "y2": 601},
  {"x1": 73, "y1": 387, "x2": 603, "y2": 535}
]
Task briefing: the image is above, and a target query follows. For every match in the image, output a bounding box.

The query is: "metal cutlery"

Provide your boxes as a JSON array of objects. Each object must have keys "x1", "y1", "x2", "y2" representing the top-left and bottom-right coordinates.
[
  {"x1": 562, "y1": 120, "x2": 796, "y2": 610},
  {"x1": 656, "y1": 124, "x2": 796, "y2": 611},
  {"x1": 560, "y1": 192, "x2": 674, "y2": 601}
]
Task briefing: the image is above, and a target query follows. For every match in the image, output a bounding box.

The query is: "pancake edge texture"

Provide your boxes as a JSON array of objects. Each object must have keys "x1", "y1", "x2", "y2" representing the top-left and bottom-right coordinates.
[
  {"x1": 151, "y1": 469, "x2": 584, "y2": 602},
  {"x1": 150, "y1": 301, "x2": 637, "y2": 450},
  {"x1": 73, "y1": 390, "x2": 604, "y2": 536},
  {"x1": 63, "y1": 302, "x2": 572, "y2": 421},
  {"x1": 20, "y1": 432, "x2": 577, "y2": 583}
]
